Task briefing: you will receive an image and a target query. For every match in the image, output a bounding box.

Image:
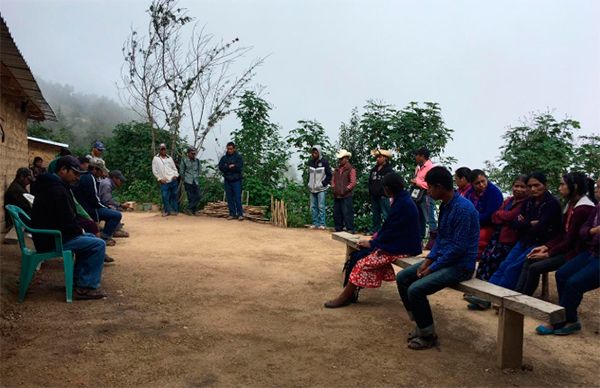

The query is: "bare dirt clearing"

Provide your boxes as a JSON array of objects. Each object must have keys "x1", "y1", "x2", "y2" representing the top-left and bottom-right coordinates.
[{"x1": 1, "y1": 212, "x2": 599, "y2": 387}]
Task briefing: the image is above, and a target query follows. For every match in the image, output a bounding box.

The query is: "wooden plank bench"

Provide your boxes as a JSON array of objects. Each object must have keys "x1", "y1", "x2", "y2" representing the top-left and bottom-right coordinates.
[{"x1": 332, "y1": 231, "x2": 565, "y2": 369}]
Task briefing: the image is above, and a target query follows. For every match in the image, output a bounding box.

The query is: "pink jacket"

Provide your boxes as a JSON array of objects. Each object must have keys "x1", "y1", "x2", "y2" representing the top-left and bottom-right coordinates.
[{"x1": 414, "y1": 160, "x2": 434, "y2": 190}]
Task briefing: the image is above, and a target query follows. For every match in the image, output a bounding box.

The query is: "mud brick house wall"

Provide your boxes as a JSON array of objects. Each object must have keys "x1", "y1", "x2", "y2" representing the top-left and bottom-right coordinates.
[
  {"x1": 28, "y1": 137, "x2": 68, "y2": 168},
  {"x1": 0, "y1": 16, "x2": 56, "y2": 238}
]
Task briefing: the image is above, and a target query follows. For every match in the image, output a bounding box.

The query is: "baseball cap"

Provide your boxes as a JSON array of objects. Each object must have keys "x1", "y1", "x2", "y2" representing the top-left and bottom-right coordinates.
[
  {"x1": 92, "y1": 140, "x2": 106, "y2": 151},
  {"x1": 56, "y1": 155, "x2": 87, "y2": 174},
  {"x1": 159, "y1": 143, "x2": 167, "y2": 149},
  {"x1": 109, "y1": 170, "x2": 126, "y2": 182}
]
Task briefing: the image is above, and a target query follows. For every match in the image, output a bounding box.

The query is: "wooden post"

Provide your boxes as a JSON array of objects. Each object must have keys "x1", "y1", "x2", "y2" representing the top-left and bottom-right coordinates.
[
  {"x1": 541, "y1": 273, "x2": 549, "y2": 300},
  {"x1": 497, "y1": 307, "x2": 524, "y2": 369}
]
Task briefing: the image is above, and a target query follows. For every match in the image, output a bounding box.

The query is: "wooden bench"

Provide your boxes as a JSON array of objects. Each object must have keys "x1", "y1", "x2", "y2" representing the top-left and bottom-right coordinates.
[{"x1": 332, "y1": 232, "x2": 565, "y2": 369}]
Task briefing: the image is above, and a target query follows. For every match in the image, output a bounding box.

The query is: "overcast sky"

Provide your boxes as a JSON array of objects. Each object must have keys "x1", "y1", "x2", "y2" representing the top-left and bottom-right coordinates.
[{"x1": 2, "y1": 0, "x2": 599, "y2": 169}]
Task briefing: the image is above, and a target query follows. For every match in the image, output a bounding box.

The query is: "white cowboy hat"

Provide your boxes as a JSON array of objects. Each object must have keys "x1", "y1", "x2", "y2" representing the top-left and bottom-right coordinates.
[
  {"x1": 336, "y1": 149, "x2": 352, "y2": 159},
  {"x1": 371, "y1": 149, "x2": 393, "y2": 159}
]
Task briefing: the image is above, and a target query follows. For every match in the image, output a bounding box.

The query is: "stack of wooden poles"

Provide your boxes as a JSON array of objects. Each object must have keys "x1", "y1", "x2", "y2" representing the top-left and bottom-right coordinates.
[
  {"x1": 199, "y1": 201, "x2": 269, "y2": 223},
  {"x1": 271, "y1": 196, "x2": 288, "y2": 228}
]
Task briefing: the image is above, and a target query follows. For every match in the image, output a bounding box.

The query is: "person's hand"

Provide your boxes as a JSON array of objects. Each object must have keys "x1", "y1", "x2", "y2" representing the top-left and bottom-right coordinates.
[
  {"x1": 410, "y1": 178, "x2": 417, "y2": 185},
  {"x1": 228, "y1": 164, "x2": 235, "y2": 169},
  {"x1": 527, "y1": 246, "x2": 548, "y2": 258},
  {"x1": 171, "y1": 176, "x2": 177, "y2": 182},
  {"x1": 358, "y1": 238, "x2": 371, "y2": 248},
  {"x1": 517, "y1": 214, "x2": 525, "y2": 223},
  {"x1": 528, "y1": 250, "x2": 549, "y2": 260},
  {"x1": 589, "y1": 226, "x2": 600, "y2": 235},
  {"x1": 530, "y1": 220, "x2": 539, "y2": 226},
  {"x1": 417, "y1": 259, "x2": 432, "y2": 278},
  {"x1": 160, "y1": 179, "x2": 168, "y2": 184}
]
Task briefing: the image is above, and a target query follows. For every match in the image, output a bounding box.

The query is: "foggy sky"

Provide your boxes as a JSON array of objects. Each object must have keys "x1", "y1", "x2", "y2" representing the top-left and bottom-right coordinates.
[{"x1": 2, "y1": 0, "x2": 599, "y2": 169}]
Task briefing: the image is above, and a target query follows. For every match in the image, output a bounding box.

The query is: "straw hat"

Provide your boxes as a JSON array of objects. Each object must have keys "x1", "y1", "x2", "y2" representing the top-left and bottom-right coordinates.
[
  {"x1": 336, "y1": 149, "x2": 352, "y2": 159},
  {"x1": 371, "y1": 149, "x2": 393, "y2": 159}
]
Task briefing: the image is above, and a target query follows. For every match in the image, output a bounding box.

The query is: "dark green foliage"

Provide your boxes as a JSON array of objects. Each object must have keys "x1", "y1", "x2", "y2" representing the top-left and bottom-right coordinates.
[
  {"x1": 572, "y1": 135, "x2": 600, "y2": 179},
  {"x1": 103, "y1": 122, "x2": 185, "y2": 204},
  {"x1": 490, "y1": 113, "x2": 579, "y2": 191},
  {"x1": 232, "y1": 91, "x2": 290, "y2": 206}
]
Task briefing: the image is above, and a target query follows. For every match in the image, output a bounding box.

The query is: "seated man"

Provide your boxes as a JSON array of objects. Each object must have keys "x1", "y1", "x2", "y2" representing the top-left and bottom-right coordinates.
[
  {"x1": 396, "y1": 166, "x2": 479, "y2": 350},
  {"x1": 98, "y1": 170, "x2": 130, "y2": 237},
  {"x1": 4, "y1": 167, "x2": 35, "y2": 227},
  {"x1": 72, "y1": 159, "x2": 122, "y2": 245},
  {"x1": 30, "y1": 156, "x2": 107, "y2": 300}
]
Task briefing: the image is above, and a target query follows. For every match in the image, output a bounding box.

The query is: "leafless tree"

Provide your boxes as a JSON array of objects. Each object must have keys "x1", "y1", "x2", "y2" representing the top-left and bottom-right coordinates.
[{"x1": 119, "y1": 0, "x2": 262, "y2": 155}]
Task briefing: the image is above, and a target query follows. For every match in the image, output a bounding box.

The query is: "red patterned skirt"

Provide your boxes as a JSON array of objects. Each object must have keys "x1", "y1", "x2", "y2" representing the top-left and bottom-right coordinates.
[{"x1": 349, "y1": 249, "x2": 401, "y2": 288}]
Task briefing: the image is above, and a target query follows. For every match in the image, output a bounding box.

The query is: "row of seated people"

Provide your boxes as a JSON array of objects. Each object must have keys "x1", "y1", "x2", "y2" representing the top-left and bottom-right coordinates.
[
  {"x1": 325, "y1": 167, "x2": 599, "y2": 350},
  {"x1": 5, "y1": 150, "x2": 130, "y2": 300}
]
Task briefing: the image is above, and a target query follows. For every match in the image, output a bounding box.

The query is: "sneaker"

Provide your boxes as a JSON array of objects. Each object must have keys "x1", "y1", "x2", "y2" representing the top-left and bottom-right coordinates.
[
  {"x1": 227, "y1": 216, "x2": 235, "y2": 220},
  {"x1": 238, "y1": 216, "x2": 244, "y2": 221},
  {"x1": 161, "y1": 212, "x2": 169, "y2": 217},
  {"x1": 318, "y1": 226, "x2": 326, "y2": 230},
  {"x1": 74, "y1": 287, "x2": 107, "y2": 300},
  {"x1": 308, "y1": 225, "x2": 317, "y2": 229},
  {"x1": 113, "y1": 229, "x2": 129, "y2": 238},
  {"x1": 169, "y1": 212, "x2": 179, "y2": 216}
]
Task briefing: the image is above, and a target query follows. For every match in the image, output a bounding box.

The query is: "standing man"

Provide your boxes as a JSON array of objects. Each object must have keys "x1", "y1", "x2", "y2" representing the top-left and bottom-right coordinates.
[
  {"x1": 218, "y1": 142, "x2": 244, "y2": 220},
  {"x1": 332, "y1": 150, "x2": 357, "y2": 233},
  {"x1": 396, "y1": 166, "x2": 479, "y2": 349},
  {"x1": 307, "y1": 145, "x2": 332, "y2": 230},
  {"x1": 87, "y1": 140, "x2": 106, "y2": 165},
  {"x1": 411, "y1": 147, "x2": 438, "y2": 250},
  {"x1": 30, "y1": 156, "x2": 107, "y2": 300},
  {"x1": 368, "y1": 149, "x2": 394, "y2": 233},
  {"x1": 152, "y1": 143, "x2": 180, "y2": 216},
  {"x1": 180, "y1": 146, "x2": 202, "y2": 215}
]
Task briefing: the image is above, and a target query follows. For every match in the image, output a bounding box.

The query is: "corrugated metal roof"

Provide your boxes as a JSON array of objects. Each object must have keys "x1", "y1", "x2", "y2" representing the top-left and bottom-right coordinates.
[
  {"x1": 27, "y1": 136, "x2": 69, "y2": 148},
  {"x1": 0, "y1": 16, "x2": 56, "y2": 121}
]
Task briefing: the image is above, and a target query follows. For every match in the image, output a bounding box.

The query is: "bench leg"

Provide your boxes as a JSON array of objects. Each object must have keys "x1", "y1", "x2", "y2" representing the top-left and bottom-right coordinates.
[
  {"x1": 541, "y1": 272, "x2": 549, "y2": 301},
  {"x1": 345, "y1": 245, "x2": 356, "y2": 261},
  {"x1": 497, "y1": 307, "x2": 524, "y2": 369}
]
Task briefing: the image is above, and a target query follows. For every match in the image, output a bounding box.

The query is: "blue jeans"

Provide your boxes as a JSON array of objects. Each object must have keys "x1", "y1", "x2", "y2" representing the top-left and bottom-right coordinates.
[
  {"x1": 184, "y1": 182, "x2": 201, "y2": 212},
  {"x1": 63, "y1": 233, "x2": 105, "y2": 289},
  {"x1": 310, "y1": 191, "x2": 326, "y2": 227},
  {"x1": 333, "y1": 196, "x2": 354, "y2": 232},
  {"x1": 371, "y1": 196, "x2": 390, "y2": 232},
  {"x1": 556, "y1": 251, "x2": 599, "y2": 323},
  {"x1": 224, "y1": 179, "x2": 244, "y2": 217},
  {"x1": 396, "y1": 261, "x2": 472, "y2": 329},
  {"x1": 160, "y1": 180, "x2": 179, "y2": 214},
  {"x1": 97, "y1": 207, "x2": 122, "y2": 239},
  {"x1": 489, "y1": 241, "x2": 534, "y2": 290},
  {"x1": 418, "y1": 195, "x2": 437, "y2": 238}
]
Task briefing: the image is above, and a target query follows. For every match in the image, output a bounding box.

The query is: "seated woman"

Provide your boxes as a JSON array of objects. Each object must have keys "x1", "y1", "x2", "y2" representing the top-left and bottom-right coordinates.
[
  {"x1": 454, "y1": 167, "x2": 472, "y2": 197},
  {"x1": 466, "y1": 169, "x2": 504, "y2": 257},
  {"x1": 324, "y1": 172, "x2": 422, "y2": 308},
  {"x1": 536, "y1": 178, "x2": 600, "y2": 335},
  {"x1": 487, "y1": 172, "x2": 563, "y2": 291},
  {"x1": 516, "y1": 172, "x2": 595, "y2": 296}
]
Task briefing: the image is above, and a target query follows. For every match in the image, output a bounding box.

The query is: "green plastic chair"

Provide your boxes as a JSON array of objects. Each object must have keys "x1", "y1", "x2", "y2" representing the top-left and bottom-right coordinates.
[{"x1": 5, "y1": 205, "x2": 74, "y2": 303}]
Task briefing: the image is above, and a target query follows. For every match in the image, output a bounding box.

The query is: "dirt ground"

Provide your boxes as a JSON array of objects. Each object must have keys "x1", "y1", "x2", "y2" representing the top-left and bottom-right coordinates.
[{"x1": 1, "y1": 212, "x2": 599, "y2": 387}]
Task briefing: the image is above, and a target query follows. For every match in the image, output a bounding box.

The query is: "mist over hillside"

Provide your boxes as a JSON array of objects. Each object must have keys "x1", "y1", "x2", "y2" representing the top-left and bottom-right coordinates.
[{"x1": 29, "y1": 78, "x2": 136, "y2": 149}]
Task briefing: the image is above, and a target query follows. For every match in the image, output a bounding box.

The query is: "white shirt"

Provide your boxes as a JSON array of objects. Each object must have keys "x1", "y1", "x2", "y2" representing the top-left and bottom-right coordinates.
[{"x1": 152, "y1": 154, "x2": 179, "y2": 182}]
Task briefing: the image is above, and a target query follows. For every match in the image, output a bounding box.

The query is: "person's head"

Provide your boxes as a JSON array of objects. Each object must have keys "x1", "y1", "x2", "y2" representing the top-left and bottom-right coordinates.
[
  {"x1": 311, "y1": 146, "x2": 321, "y2": 160},
  {"x1": 15, "y1": 167, "x2": 35, "y2": 186},
  {"x1": 226, "y1": 142, "x2": 236, "y2": 155},
  {"x1": 454, "y1": 167, "x2": 472, "y2": 190},
  {"x1": 425, "y1": 166, "x2": 454, "y2": 200},
  {"x1": 372, "y1": 149, "x2": 391, "y2": 166},
  {"x1": 78, "y1": 156, "x2": 90, "y2": 171},
  {"x1": 109, "y1": 170, "x2": 126, "y2": 187},
  {"x1": 559, "y1": 172, "x2": 592, "y2": 202},
  {"x1": 89, "y1": 160, "x2": 108, "y2": 178},
  {"x1": 511, "y1": 175, "x2": 529, "y2": 200},
  {"x1": 187, "y1": 146, "x2": 197, "y2": 159},
  {"x1": 33, "y1": 156, "x2": 43, "y2": 167},
  {"x1": 55, "y1": 155, "x2": 86, "y2": 185},
  {"x1": 336, "y1": 150, "x2": 351, "y2": 167},
  {"x1": 382, "y1": 172, "x2": 405, "y2": 198},
  {"x1": 470, "y1": 169, "x2": 488, "y2": 194},
  {"x1": 159, "y1": 143, "x2": 167, "y2": 156},
  {"x1": 58, "y1": 147, "x2": 71, "y2": 157},
  {"x1": 526, "y1": 172, "x2": 547, "y2": 199},
  {"x1": 92, "y1": 140, "x2": 105, "y2": 157},
  {"x1": 414, "y1": 147, "x2": 430, "y2": 165}
]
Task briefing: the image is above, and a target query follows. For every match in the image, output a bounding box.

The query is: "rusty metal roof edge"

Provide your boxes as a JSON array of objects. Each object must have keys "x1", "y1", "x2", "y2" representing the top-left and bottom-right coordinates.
[{"x1": 0, "y1": 15, "x2": 57, "y2": 122}]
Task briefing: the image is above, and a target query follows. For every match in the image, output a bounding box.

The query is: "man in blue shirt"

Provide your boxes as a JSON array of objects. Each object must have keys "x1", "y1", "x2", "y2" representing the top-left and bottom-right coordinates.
[{"x1": 396, "y1": 166, "x2": 480, "y2": 350}]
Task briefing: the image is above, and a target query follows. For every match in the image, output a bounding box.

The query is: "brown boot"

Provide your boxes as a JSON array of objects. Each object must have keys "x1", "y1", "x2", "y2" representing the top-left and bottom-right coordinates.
[{"x1": 424, "y1": 231, "x2": 437, "y2": 250}]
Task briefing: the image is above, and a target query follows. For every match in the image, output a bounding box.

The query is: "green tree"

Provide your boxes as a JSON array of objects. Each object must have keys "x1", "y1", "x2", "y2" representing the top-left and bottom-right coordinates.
[
  {"x1": 492, "y1": 113, "x2": 579, "y2": 191},
  {"x1": 232, "y1": 91, "x2": 289, "y2": 205},
  {"x1": 572, "y1": 135, "x2": 600, "y2": 178}
]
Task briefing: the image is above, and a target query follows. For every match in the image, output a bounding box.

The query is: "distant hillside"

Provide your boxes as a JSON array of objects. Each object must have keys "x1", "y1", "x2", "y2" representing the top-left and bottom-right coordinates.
[{"x1": 28, "y1": 78, "x2": 136, "y2": 148}]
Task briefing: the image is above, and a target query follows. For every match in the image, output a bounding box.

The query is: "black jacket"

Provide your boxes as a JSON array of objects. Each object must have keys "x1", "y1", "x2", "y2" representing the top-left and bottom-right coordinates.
[
  {"x1": 72, "y1": 173, "x2": 104, "y2": 221},
  {"x1": 30, "y1": 173, "x2": 83, "y2": 252},
  {"x1": 218, "y1": 152, "x2": 244, "y2": 182},
  {"x1": 514, "y1": 191, "x2": 563, "y2": 247},
  {"x1": 368, "y1": 163, "x2": 393, "y2": 198},
  {"x1": 4, "y1": 180, "x2": 32, "y2": 227}
]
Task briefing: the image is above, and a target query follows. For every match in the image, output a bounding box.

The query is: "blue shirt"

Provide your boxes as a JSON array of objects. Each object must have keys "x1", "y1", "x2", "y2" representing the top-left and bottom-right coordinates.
[{"x1": 427, "y1": 192, "x2": 480, "y2": 272}]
